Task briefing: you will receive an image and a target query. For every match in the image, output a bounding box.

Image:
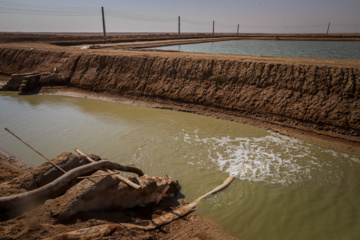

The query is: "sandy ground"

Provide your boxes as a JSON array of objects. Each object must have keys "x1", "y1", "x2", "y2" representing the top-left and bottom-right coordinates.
[{"x1": 0, "y1": 149, "x2": 240, "y2": 240}]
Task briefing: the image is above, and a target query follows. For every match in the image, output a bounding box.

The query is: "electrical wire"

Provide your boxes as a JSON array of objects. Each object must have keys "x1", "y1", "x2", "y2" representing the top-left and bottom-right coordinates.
[
  {"x1": 107, "y1": 9, "x2": 175, "y2": 22},
  {"x1": 106, "y1": 13, "x2": 176, "y2": 23},
  {"x1": 0, "y1": 1, "x2": 358, "y2": 31},
  {"x1": 0, "y1": 1, "x2": 96, "y2": 11}
]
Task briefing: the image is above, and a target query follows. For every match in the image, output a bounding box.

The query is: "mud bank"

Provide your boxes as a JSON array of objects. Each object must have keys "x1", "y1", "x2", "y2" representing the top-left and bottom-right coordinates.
[
  {"x1": 0, "y1": 47, "x2": 359, "y2": 147},
  {"x1": 0, "y1": 150, "x2": 238, "y2": 239}
]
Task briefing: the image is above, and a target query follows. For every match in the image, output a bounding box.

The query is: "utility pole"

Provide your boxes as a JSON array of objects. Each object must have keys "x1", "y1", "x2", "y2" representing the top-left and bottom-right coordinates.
[
  {"x1": 101, "y1": 6, "x2": 107, "y2": 40},
  {"x1": 326, "y1": 22, "x2": 330, "y2": 35},
  {"x1": 178, "y1": 16, "x2": 180, "y2": 35},
  {"x1": 237, "y1": 24, "x2": 239, "y2": 36},
  {"x1": 213, "y1": 20, "x2": 215, "y2": 35}
]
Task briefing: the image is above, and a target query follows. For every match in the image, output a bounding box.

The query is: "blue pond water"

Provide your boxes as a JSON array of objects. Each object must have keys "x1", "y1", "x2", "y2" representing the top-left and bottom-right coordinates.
[{"x1": 149, "y1": 40, "x2": 360, "y2": 59}]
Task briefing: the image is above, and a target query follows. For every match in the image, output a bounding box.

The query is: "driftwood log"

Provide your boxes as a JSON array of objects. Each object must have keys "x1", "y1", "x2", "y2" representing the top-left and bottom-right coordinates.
[
  {"x1": 75, "y1": 148, "x2": 141, "y2": 189},
  {"x1": 0, "y1": 160, "x2": 144, "y2": 211},
  {"x1": 45, "y1": 172, "x2": 178, "y2": 220},
  {"x1": 3, "y1": 152, "x2": 101, "y2": 192},
  {"x1": 47, "y1": 175, "x2": 235, "y2": 240}
]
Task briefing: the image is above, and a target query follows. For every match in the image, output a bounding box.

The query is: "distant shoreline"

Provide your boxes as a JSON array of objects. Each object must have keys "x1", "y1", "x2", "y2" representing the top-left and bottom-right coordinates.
[{"x1": 1, "y1": 32, "x2": 360, "y2": 47}]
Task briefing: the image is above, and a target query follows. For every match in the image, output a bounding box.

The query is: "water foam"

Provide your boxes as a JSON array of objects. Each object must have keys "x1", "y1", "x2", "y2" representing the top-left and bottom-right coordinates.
[{"x1": 180, "y1": 130, "x2": 360, "y2": 185}]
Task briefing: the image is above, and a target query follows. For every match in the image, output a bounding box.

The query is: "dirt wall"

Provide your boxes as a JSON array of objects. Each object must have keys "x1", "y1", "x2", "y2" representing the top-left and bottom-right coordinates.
[{"x1": 1, "y1": 47, "x2": 359, "y2": 142}]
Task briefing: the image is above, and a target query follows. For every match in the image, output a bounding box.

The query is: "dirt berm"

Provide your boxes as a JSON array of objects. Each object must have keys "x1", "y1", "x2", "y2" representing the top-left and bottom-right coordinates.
[{"x1": 0, "y1": 46, "x2": 359, "y2": 147}]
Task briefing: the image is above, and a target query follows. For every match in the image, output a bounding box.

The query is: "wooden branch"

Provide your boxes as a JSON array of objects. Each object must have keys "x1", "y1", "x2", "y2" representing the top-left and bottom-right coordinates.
[
  {"x1": 47, "y1": 203, "x2": 198, "y2": 240},
  {"x1": 113, "y1": 174, "x2": 141, "y2": 189},
  {"x1": 0, "y1": 160, "x2": 143, "y2": 211},
  {"x1": 5, "y1": 128, "x2": 66, "y2": 174},
  {"x1": 47, "y1": 175, "x2": 235, "y2": 239},
  {"x1": 47, "y1": 224, "x2": 122, "y2": 240},
  {"x1": 77, "y1": 172, "x2": 119, "y2": 179},
  {"x1": 74, "y1": 148, "x2": 96, "y2": 163},
  {"x1": 75, "y1": 148, "x2": 144, "y2": 176},
  {"x1": 75, "y1": 148, "x2": 142, "y2": 189},
  {"x1": 124, "y1": 202, "x2": 197, "y2": 230},
  {"x1": 194, "y1": 175, "x2": 235, "y2": 203},
  {"x1": 155, "y1": 186, "x2": 170, "y2": 205}
]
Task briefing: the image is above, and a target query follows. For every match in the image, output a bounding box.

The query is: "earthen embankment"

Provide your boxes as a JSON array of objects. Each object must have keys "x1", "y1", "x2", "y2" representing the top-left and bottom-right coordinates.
[{"x1": 1, "y1": 47, "x2": 359, "y2": 144}]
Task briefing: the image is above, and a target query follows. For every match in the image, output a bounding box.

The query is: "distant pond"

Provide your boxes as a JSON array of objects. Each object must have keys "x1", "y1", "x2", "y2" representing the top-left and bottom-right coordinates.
[{"x1": 148, "y1": 40, "x2": 360, "y2": 59}]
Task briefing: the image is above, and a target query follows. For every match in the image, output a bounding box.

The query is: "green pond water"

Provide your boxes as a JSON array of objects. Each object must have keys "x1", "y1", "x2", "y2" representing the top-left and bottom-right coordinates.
[
  {"x1": 1, "y1": 91, "x2": 360, "y2": 240},
  {"x1": 149, "y1": 40, "x2": 360, "y2": 59}
]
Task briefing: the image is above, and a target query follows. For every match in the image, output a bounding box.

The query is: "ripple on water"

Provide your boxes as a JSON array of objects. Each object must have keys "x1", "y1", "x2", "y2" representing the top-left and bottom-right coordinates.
[{"x1": 180, "y1": 130, "x2": 360, "y2": 186}]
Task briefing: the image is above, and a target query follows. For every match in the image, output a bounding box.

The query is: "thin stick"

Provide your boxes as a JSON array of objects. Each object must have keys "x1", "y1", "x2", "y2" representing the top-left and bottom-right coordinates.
[
  {"x1": 75, "y1": 148, "x2": 141, "y2": 189},
  {"x1": 77, "y1": 172, "x2": 119, "y2": 179},
  {"x1": 156, "y1": 185, "x2": 170, "y2": 205},
  {"x1": 75, "y1": 148, "x2": 144, "y2": 176},
  {"x1": 75, "y1": 148, "x2": 95, "y2": 163},
  {"x1": 5, "y1": 128, "x2": 66, "y2": 174}
]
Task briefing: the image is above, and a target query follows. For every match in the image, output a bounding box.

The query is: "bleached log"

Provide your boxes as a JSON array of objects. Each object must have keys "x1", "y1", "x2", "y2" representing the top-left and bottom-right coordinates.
[
  {"x1": 47, "y1": 224, "x2": 122, "y2": 240},
  {"x1": 47, "y1": 203, "x2": 198, "y2": 240},
  {"x1": 47, "y1": 175, "x2": 235, "y2": 239},
  {"x1": 194, "y1": 175, "x2": 235, "y2": 202},
  {"x1": 0, "y1": 160, "x2": 143, "y2": 211}
]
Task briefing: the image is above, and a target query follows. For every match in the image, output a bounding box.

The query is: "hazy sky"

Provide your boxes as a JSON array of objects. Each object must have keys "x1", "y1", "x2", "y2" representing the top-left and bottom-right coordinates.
[{"x1": 1, "y1": 0, "x2": 359, "y2": 33}]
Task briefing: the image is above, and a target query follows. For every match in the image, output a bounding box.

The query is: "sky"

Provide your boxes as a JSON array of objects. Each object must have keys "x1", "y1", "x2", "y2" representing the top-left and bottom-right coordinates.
[{"x1": 0, "y1": 0, "x2": 359, "y2": 34}]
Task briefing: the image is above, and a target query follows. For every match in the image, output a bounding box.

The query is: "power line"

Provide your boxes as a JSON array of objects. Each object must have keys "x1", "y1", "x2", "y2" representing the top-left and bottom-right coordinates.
[
  {"x1": 0, "y1": 8, "x2": 99, "y2": 16},
  {"x1": 106, "y1": 12, "x2": 176, "y2": 23},
  {"x1": 0, "y1": 1, "x2": 96, "y2": 11},
  {"x1": 107, "y1": 9, "x2": 175, "y2": 22},
  {"x1": 0, "y1": 1, "x2": 358, "y2": 32},
  {"x1": 0, "y1": 2, "x2": 176, "y2": 22},
  {"x1": 217, "y1": 22, "x2": 237, "y2": 28},
  {"x1": 182, "y1": 18, "x2": 210, "y2": 26},
  {"x1": 0, "y1": 1, "x2": 99, "y2": 16}
]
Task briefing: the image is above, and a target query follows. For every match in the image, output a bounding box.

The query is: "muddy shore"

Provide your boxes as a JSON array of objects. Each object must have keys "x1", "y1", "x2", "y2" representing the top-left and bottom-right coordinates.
[
  {"x1": 36, "y1": 85, "x2": 360, "y2": 156},
  {"x1": 0, "y1": 149, "x2": 239, "y2": 239}
]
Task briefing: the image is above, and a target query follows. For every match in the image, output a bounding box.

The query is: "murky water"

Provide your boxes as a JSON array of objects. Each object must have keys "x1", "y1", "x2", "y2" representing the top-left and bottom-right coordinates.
[
  {"x1": 149, "y1": 40, "x2": 360, "y2": 59},
  {"x1": 1, "y1": 91, "x2": 360, "y2": 240}
]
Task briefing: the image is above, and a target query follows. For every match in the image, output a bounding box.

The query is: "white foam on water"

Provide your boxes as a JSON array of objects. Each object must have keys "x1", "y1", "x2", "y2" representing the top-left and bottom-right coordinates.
[
  {"x1": 179, "y1": 130, "x2": 360, "y2": 185},
  {"x1": 183, "y1": 133, "x2": 192, "y2": 144},
  {"x1": 351, "y1": 157, "x2": 360, "y2": 163}
]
